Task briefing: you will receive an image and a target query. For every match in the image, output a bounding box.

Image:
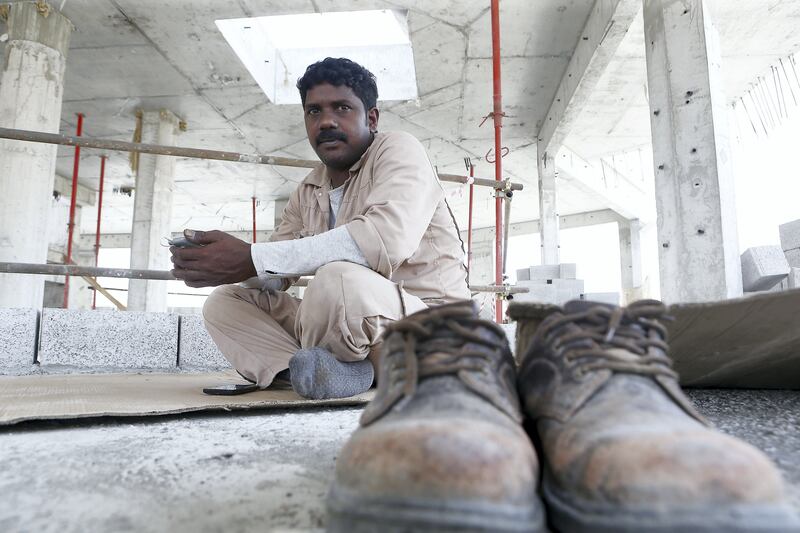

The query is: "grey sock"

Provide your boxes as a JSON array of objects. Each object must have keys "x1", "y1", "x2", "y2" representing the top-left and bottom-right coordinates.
[{"x1": 288, "y1": 347, "x2": 374, "y2": 400}]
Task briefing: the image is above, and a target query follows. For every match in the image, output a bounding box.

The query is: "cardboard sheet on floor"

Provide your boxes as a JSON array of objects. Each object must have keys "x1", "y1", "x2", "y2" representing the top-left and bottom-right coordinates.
[
  {"x1": 668, "y1": 288, "x2": 800, "y2": 389},
  {"x1": 0, "y1": 370, "x2": 374, "y2": 426}
]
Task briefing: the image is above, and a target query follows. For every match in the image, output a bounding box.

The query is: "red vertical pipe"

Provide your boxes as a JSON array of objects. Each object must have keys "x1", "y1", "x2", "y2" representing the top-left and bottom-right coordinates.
[
  {"x1": 490, "y1": 0, "x2": 503, "y2": 324},
  {"x1": 467, "y1": 164, "x2": 475, "y2": 273},
  {"x1": 92, "y1": 155, "x2": 106, "y2": 310},
  {"x1": 63, "y1": 113, "x2": 84, "y2": 308},
  {"x1": 252, "y1": 196, "x2": 257, "y2": 243}
]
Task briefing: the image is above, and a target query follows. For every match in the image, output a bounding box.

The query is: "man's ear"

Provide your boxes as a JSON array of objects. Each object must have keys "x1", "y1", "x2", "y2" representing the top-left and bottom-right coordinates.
[{"x1": 368, "y1": 107, "x2": 379, "y2": 133}]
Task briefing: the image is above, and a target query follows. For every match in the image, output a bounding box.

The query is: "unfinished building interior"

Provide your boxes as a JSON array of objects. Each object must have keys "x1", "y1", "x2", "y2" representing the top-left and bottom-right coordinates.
[{"x1": 1, "y1": 0, "x2": 800, "y2": 531}]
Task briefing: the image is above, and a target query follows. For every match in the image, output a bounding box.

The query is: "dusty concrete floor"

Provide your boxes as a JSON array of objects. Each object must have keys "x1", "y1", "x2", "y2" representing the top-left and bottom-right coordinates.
[{"x1": 0, "y1": 390, "x2": 798, "y2": 532}]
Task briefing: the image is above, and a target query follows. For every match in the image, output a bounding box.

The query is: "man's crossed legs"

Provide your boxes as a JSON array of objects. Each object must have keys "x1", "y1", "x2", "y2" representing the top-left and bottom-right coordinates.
[{"x1": 202, "y1": 261, "x2": 427, "y2": 398}]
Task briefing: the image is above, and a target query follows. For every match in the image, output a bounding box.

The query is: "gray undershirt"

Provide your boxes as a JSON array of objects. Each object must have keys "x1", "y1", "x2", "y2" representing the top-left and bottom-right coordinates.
[{"x1": 245, "y1": 184, "x2": 369, "y2": 290}]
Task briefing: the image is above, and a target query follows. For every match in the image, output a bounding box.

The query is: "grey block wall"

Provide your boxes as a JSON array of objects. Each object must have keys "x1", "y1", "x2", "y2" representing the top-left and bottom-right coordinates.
[
  {"x1": 0, "y1": 309, "x2": 38, "y2": 374},
  {"x1": 38, "y1": 309, "x2": 178, "y2": 369},
  {"x1": 178, "y1": 315, "x2": 230, "y2": 369}
]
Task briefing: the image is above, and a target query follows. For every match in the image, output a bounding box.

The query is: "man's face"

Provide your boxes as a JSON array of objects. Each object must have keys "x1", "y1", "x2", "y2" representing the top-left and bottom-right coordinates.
[{"x1": 303, "y1": 83, "x2": 379, "y2": 171}]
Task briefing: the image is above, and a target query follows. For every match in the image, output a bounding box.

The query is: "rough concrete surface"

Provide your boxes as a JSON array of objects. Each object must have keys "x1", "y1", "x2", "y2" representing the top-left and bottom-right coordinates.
[
  {"x1": 38, "y1": 309, "x2": 178, "y2": 369},
  {"x1": 0, "y1": 308, "x2": 38, "y2": 374},
  {"x1": 178, "y1": 315, "x2": 230, "y2": 370},
  {"x1": 0, "y1": 391, "x2": 797, "y2": 532},
  {"x1": 0, "y1": 408, "x2": 362, "y2": 533}
]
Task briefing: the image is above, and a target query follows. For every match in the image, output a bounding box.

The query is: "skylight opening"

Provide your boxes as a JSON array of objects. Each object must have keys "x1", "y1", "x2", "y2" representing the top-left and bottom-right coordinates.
[{"x1": 216, "y1": 10, "x2": 419, "y2": 105}]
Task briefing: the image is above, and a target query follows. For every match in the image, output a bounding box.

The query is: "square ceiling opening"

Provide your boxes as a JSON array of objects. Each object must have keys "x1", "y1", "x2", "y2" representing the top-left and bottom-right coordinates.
[{"x1": 216, "y1": 10, "x2": 419, "y2": 105}]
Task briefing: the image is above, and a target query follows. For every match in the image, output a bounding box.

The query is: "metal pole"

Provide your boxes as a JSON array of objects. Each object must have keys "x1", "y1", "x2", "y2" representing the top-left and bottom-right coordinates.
[
  {"x1": 92, "y1": 154, "x2": 107, "y2": 309},
  {"x1": 252, "y1": 196, "x2": 257, "y2": 243},
  {"x1": 467, "y1": 163, "x2": 475, "y2": 273},
  {"x1": 0, "y1": 126, "x2": 523, "y2": 192},
  {"x1": 491, "y1": 0, "x2": 504, "y2": 324},
  {"x1": 0, "y1": 262, "x2": 529, "y2": 294},
  {"x1": 63, "y1": 113, "x2": 83, "y2": 309},
  {"x1": 503, "y1": 190, "x2": 512, "y2": 276}
]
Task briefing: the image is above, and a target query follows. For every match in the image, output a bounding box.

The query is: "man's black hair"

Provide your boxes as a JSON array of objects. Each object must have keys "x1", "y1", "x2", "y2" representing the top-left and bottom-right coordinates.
[{"x1": 296, "y1": 57, "x2": 378, "y2": 112}]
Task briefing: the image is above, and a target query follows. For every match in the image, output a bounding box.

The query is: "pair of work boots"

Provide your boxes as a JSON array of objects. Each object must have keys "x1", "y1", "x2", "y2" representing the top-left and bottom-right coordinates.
[{"x1": 326, "y1": 300, "x2": 799, "y2": 532}]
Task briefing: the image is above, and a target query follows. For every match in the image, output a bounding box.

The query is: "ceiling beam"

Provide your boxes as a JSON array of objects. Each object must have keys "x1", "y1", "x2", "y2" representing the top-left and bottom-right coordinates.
[
  {"x1": 556, "y1": 146, "x2": 652, "y2": 221},
  {"x1": 462, "y1": 208, "x2": 625, "y2": 243},
  {"x1": 537, "y1": 0, "x2": 640, "y2": 156}
]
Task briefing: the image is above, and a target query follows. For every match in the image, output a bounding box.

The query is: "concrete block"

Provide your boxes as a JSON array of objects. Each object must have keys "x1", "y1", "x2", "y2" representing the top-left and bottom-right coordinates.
[
  {"x1": 778, "y1": 219, "x2": 800, "y2": 252},
  {"x1": 529, "y1": 264, "x2": 560, "y2": 281},
  {"x1": 581, "y1": 292, "x2": 621, "y2": 305},
  {"x1": 38, "y1": 309, "x2": 178, "y2": 369},
  {"x1": 551, "y1": 279, "x2": 585, "y2": 305},
  {"x1": 741, "y1": 246, "x2": 790, "y2": 292},
  {"x1": 515, "y1": 268, "x2": 530, "y2": 281},
  {"x1": 514, "y1": 281, "x2": 558, "y2": 304},
  {"x1": 178, "y1": 315, "x2": 230, "y2": 369},
  {"x1": 0, "y1": 308, "x2": 38, "y2": 373},
  {"x1": 559, "y1": 263, "x2": 577, "y2": 280},
  {"x1": 785, "y1": 248, "x2": 800, "y2": 269}
]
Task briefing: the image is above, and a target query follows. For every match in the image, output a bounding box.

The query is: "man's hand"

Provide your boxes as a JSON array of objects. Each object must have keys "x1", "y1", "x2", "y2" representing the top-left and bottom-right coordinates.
[{"x1": 170, "y1": 229, "x2": 257, "y2": 288}]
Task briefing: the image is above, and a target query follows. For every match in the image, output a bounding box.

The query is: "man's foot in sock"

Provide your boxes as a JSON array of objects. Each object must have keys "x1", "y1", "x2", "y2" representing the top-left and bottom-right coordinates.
[{"x1": 288, "y1": 347, "x2": 374, "y2": 400}]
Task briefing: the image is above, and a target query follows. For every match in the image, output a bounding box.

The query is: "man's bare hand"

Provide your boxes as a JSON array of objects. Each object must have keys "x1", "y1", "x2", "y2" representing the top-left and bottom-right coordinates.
[{"x1": 170, "y1": 229, "x2": 257, "y2": 288}]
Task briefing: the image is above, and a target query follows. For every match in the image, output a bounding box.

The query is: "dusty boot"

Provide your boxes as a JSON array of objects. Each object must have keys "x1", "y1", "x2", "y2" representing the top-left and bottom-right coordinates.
[
  {"x1": 510, "y1": 299, "x2": 800, "y2": 533},
  {"x1": 327, "y1": 301, "x2": 545, "y2": 532}
]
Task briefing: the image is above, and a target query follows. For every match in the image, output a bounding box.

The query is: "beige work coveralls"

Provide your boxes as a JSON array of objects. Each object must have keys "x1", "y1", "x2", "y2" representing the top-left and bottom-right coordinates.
[{"x1": 203, "y1": 131, "x2": 471, "y2": 386}]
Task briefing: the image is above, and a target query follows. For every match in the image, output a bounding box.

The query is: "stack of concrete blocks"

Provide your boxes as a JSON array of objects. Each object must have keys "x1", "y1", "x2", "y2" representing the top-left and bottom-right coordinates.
[
  {"x1": 514, "y1": 264, "x2": 584, "y2": 306},
  {"x1": 178, "y1": 315, "x2": 230, "y2": 370},
  {"x1": 0, "y1": 308, "x2": 231, "y2": 374},
  {"x1": 779, "y1": 220, "x2": 800, "y2": 290},
  {"x1": 0, "y1": 309, "x2": 39, "y2": 375},
  {"x1": 740, "y1": 246, "x2": 790, "y2": 293}
]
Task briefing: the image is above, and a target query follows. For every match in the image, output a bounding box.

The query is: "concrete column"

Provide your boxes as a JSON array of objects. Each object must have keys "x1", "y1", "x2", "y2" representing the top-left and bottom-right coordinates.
[
  {"x1": 619, "y1": 219, "x2": 643, "y2": 304},
  {"x1": 643, "y1": 0, "x2": 742, "y2": 303},
  {"x1": 0, "y1": 3, "x2": 72, "y2": 309},
  {"x1": 128, "y1": 110, "x2": 181, "y2": 312},
  {"x1": 537, "y1": 152, "x2": 560, "y2": 265}
]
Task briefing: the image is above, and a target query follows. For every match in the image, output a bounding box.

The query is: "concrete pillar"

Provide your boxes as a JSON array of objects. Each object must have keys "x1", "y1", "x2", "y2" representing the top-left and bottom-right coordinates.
[
  {"x1": 0, "y1": 3, "x2": 72, "y2": 309},
  {"x1": 619, "y1": 219, "x2": 643, "y2": 304},
  {"x1": 643, "y1": 0, "x2": 742, "y2": 303},
  {"x1": 537, "y1": 152, "x2": 560, "y2": 265},
  {"x1": 128, "y1": 110, "x2": 181, "y2": 312}
]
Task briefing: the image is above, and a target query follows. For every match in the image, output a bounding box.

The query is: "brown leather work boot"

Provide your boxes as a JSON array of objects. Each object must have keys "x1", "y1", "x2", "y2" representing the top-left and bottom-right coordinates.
[
  {"x1": 510, "y1": 299, "x2": 799, "y2": 533},
  {"x1": 327, "y1": 301, "x2": 545, "y2": 532}
]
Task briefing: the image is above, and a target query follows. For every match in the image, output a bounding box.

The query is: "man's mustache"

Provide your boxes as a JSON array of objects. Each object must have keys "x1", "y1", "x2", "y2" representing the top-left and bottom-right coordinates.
[{"x1": 316, "y1": 131, "x2": 347, "y2": 145}]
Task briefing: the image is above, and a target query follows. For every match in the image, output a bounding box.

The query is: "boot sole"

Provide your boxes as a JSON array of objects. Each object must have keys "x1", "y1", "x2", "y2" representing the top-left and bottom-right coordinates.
[
  {"x1": 327, "y1": 482, "x2": 546, "y2": 532},
  {"x1": 542, "y1": 469, "x2": 800, "y2": 533}
]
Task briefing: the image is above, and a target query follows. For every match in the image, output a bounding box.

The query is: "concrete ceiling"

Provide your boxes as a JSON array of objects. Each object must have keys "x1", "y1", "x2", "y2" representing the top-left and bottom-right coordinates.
[{"x1": 1, "y1": 0, "x2": 800, "y2": 238}]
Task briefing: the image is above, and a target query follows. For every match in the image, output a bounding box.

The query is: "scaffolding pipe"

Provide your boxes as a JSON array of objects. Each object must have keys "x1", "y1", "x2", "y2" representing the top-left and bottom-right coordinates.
[
  {"x1": 490, "y1": 0, "x2": 504, "y2": 324},
  {"x1": 252, "y1": 196, "x2": 257, "y2": 243},
  {"x1": 63, "y1": 113, "x2": 84, "y2": 309},
  {"x1": 0, "y1": 262, "x2": 528, "y2": 294},
  {"x1": 92, "y1": 154, "x2": 107, "y2": 309},
  {"x1": 503, "y1": 191, "x2": 512, "y2": 275},
  {"x1": 0, "y1": 126, "x2": 523, "y2": 192},
  {"x1": 467, "y1": 163, "x2": 475, "y2": 273}
]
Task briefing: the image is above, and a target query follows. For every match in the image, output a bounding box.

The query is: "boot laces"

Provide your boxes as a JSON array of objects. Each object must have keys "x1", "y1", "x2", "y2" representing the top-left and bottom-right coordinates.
[
  {"x1": 539, "y1": 300, "x2": 678, "y2": 379},
  {"x1": 361, "y1": 304, "x2": 519, "y2": 425}
]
